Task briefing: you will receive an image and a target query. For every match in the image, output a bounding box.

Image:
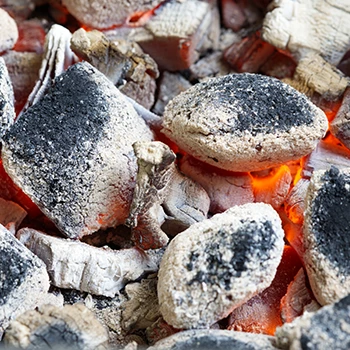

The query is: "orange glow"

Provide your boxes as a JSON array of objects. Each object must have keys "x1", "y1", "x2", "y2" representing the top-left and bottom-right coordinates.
[
  {"x1": 292, "y1": 166, "x2": 302, "y2": 186},
  {"x1": 251, "y1": 165, "x2": 290, "y2": 191}
]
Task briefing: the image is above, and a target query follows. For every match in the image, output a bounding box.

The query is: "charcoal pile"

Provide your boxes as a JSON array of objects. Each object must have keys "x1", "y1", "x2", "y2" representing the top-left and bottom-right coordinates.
[{"x1": 0, "y1": 0, "x2": 350, "y2": 349}]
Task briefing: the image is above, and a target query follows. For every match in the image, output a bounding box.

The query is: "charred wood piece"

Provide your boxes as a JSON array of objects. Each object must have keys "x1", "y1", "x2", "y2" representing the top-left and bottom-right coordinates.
[
  {"x1": 0, "y1": 57, "x2": 15, "y2": 140},
  {"x1": 158, "y1": 203, "x2": 284, "y2": 329},
  {"x1": 17, "y1": 228, "x2": 161, "y2": 297},
  {"x1": 146, "y1": 317, "x2": 180, "y2": 346},
  {"x1": 162, "y1": 73, "x2": 328, "y2": 172},
  {"x1": 71, "y1": 28, "x2": 159, "y2": 109},
  {"x1": 3, "y1": 304, "x2": 108, "y2": 350},
  {"x1": 275, "y1": 293, "x2": 350, "y2": 350},
  {"x1": 0, "y1": 8, "x2": 18, "y2": 53},
  {"x1": 126, "y1": 141, "x2": 209, "y2": 249},
  {"x1": 0, "y1": 0, "x2": 35, "y2": 20},
  {"x1": 2, "y1": 62, "x2": 153, "y2": 239},
  {"x1": 0, "y1": 198, "x2": 27, "y2": 231},
  {"x1": 148, "y1": 329, "x2": 277, "y2": 350},
  {"x1": 0, "y1": 224, "x2": 50, "y2": 334},
  {"x1": 303, "y1": 166, "x2": 350, "y2": 305}
]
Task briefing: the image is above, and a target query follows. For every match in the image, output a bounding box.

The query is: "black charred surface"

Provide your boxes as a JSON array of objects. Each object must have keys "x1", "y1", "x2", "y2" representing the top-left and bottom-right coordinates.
[
  {"x1": 170, "y1": 335, "x2": 257, "y2": 350},
  {"x1": 187, "y1": 220, "x2": 276, "y2": 290},
  {"x1": 299, "y1": 294, "x2": 350, "y2": 350},
  {"x1": 0, "y1": 229, "x2": 34, "y2": 306},
  {"x1": 310, "y1": 166, "x2": 350, "y2": 275},
  {"x1": 175, "y1": 73, "x2": 314, "y2": 136}
]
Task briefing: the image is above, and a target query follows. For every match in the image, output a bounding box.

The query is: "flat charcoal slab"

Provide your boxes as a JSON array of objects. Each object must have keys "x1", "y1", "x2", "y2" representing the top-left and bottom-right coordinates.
[
  {"x1": 2, "y1": 61, "x2": 153, "y2": 239},
  {"x1": 17, "y1": 228, "x2": 161, "y2": 297},
  {"x1": 275, "y1": 294, "x2": 350, "y2": 350},
  {"x1": 303, "y1": 166, "x2": 350, "y2": 305},
  {"x1": 0, "y1": 57, "x2": 15, "y2": 141},
  {"x1": 0, "y1": 224, "x2": 49, "y2": 334},
  {"x1": 158, "y1": 202, "x2": 284, "y2": 329},
  {"x1": 148, "y1": 329, "x2": 277, "y2": 350},
  {"x1": 162, "y1": 73, "x2": 328, "y2": 172}
]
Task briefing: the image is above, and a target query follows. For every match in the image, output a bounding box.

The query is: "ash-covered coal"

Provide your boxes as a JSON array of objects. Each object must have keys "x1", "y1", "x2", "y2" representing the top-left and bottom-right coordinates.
[
  {"x1": 162, "y1": 73, "x2": 328, "y2": 172},
  {"x1": 304, "y1": 166, "x2": 350, "y2": 305},
  {"x1": 2, "y1": 61, "x2": 153, "y2": 239}
]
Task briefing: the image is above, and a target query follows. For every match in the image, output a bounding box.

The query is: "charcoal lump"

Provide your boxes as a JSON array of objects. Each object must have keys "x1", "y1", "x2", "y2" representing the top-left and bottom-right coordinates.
[
  {"x1": 2, "y1": 61, "x2": 153, "y2": 239},
  {"x1": 158, "y1": 202, "x2": 284, "y2": 329},
  {"x1": 162, "y1": 73, "x2": 328, "y2": 172}
]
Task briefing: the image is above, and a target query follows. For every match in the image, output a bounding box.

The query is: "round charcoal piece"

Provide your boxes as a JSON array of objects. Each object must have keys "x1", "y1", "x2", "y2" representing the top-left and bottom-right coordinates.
[
  {"x1": 304, "y1": 166, "x2": 350, "y2": 305},
  {"x1": 162, "y1": 73, "x2": 328, "y2": 172},
  {"x1": 157, "y1": 202, "x2": 284, "y2": 329}
]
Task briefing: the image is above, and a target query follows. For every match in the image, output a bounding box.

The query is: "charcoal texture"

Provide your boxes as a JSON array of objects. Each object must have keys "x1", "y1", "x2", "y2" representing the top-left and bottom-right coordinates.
[
  {"x1": 304, "y1": 166, "x2": 350, "y2": 305},
  {"x1": 162, "y1": 73, "x2": 328, "y2": 172},
  {"x1": 158, "y1": 203, "x2": 284, "y2": 329},
  {"x1": 2, "y1": 62, "x2": 153, "y2": 238}
]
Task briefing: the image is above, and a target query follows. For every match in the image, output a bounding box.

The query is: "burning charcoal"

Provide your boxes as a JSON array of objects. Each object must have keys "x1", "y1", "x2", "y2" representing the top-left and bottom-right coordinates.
[
  {"x1": 158, "y1": 202, "x2": 284, "y2": 329},
  {"x1": 61, "y1": 0, "x2": 162, "y2": 29},
  {"x1": 0, "y1": 225, "x2": 50, "y2": 334},
  {"x1": 0, "y1": 0, "x2": 35, "y2": 20},
  {"x1": 146, "y1": 317, "x2": 180, "y2": 345},
  {"x1": 179, "y1": 155, "x2": 254, "y2": 213},
  {"x1": 3, "y1": 304, "x2": 108, "y2": 349},
  {"x1": 275, "y1": 294, "x2": 350, "y2": 350},
  {"x1": 0, "y1": 8, "x2": 18, "y2": 53},
  {"x1": 71, "y1": 28, "x2": 159, "y2": 109},
  {"x1": 283, "y1": 55, "x2": 349, "y2": 100},
  {"x1": 0, "y1": 198, "x2": 27, "y2": 230},
  {"x1": 303, "y1": 166, "x2": 350, "y2": 305},
  {"x1": 153, "y1": 72, "x2": 192, "y2": 115},
  {"x1": 126, "y1": 141, "x2": 209, "y2": 249},
  {"x1": 224, "y1": 32, "x2": 276, "y2": 73},
  {"x1": 148, "y1": 329, "x2": 277, "y2": 350},
  {"x1": 280, "y1": 268, "x2": 320, "y2": 324},
  {"x1": 251, "y1": 165, "x2": 292, "y2": 209},
  {"x1": 122, "y1": 276, "x2": 160, "y2": 332},
  {"x1": 260, "y1": 50, "x2": 296, "y2": 79},
  {"x1": 262, "y1": 0, "x2": 350, "y2": 67},
  {"x1": 22, "y1": 24, "x2": 75, "y2": 113},
  {"x1": 120, "y1": 0, "x2": 220, "y2": 71},
  {"x1": 2, "y1": 51, "x2": 42, "y2": 114},
  {"x1": 228, "y1": 245, "x2": 302, "y2": 335},
  {"x1": 2, "y1": 61, "x2": 153, "y2": 239},
  {"x1": 0, "y1": 57, "x2": 15, "y2": 140},
  {"x1": 330, "y1": 88, "x2": 350, "y2": 149},
  {"x1": 162, "y1": 73, "x2": 328, "y2": 172},
  {"x1": 17, "y1": 228, "x2": 161, "y2": 297}
]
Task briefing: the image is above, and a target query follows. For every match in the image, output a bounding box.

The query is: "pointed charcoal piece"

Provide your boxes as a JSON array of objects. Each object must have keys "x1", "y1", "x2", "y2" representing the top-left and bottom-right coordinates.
[
  {"x1": 3, "y1": 304, "x2": 108, "y2": 350},
  {"x1": 157, "y1": 202, "x2": 284, "y2": 329},
  {"x1": 2, "y1": 62, "x2": 153, "y2": 239},
  {"x1": 148, "y1": 329, "x2": 277, "y2": 350},
  {"x1": 0, "y1": 57, "x2": 15, "y2": 141},
  {"x1": 162, "y1": 73, "x2": 328, "y2": 172},
  {"x1": 275, "y1": 294, "x2": 350, "y2": 350},
  {"x1": 303, "y1": 166, "x2": 350, "y2": 305},
  {"x1": 0, "y1": 224, "x2": 50, "y2": 334},
  {"x1": 17, "y1": 228, "x2": 162, "y2": 297}
]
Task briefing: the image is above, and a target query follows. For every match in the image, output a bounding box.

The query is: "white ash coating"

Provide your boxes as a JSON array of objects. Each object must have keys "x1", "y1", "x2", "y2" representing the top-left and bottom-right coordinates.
[
  {"x1": 2, "y1": 62, "x2": 153, "y2": 239},
  {"x1": 3, "y1": 304, "x2": 108, "y2": 350},
  {"x1": 17, "y1": 228, "x2": 161, "y2": 297},
  {"x1": 62, "y1": 0, "x2": 162, "y2": 29},
  {"x1": 0, "y1": 57, "x2": 15, "y2": 141},
  {"x1": 0, "y1": 224, "x2": 50, "y2": 334},
  {"x1": 162, "y1": 73, "x2": 328, "y2": 172},
  {"x1": 275, "y1": 294, "x2": 350, "y2": 350},
  {"x1": 158, "y1": 202, "x2": 284, "y2": 329},
  {"x1": 0, "y1": 8, "x2": 18, "y2": 52},
  {"x1": 303, "y1": 166, "x2": 350, "y2": 305},
  {"x1": 148, "y1": 329, "x2": 277, "y2": 350}
]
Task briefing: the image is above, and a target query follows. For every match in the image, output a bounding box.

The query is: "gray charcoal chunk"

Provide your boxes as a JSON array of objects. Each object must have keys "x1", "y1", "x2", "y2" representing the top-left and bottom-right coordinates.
[
  {"x1": 2, "y1": 61, "x2": 153, "y2": 239},
  {"x1": 275, "y1": 294, "x2": 350, "y2": 350},
  {"x1": 148, "y1": 329, "x2": 277, "y2": 350},
  {"x1": 304, "y1": 166, "x2": 350, "y2": 305},
  {"x1": 162, "y1": 73, "x2": 328, "y2": 172},
  {"x1": 0, "y1": 224, "x2": 50, "y2": 333},
  {"x1": 0, "y1": 57, "x2": 15, "y2": 141},
  {"x1": 158, "y1": 202, "x2": 284, "y2": 329}
]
